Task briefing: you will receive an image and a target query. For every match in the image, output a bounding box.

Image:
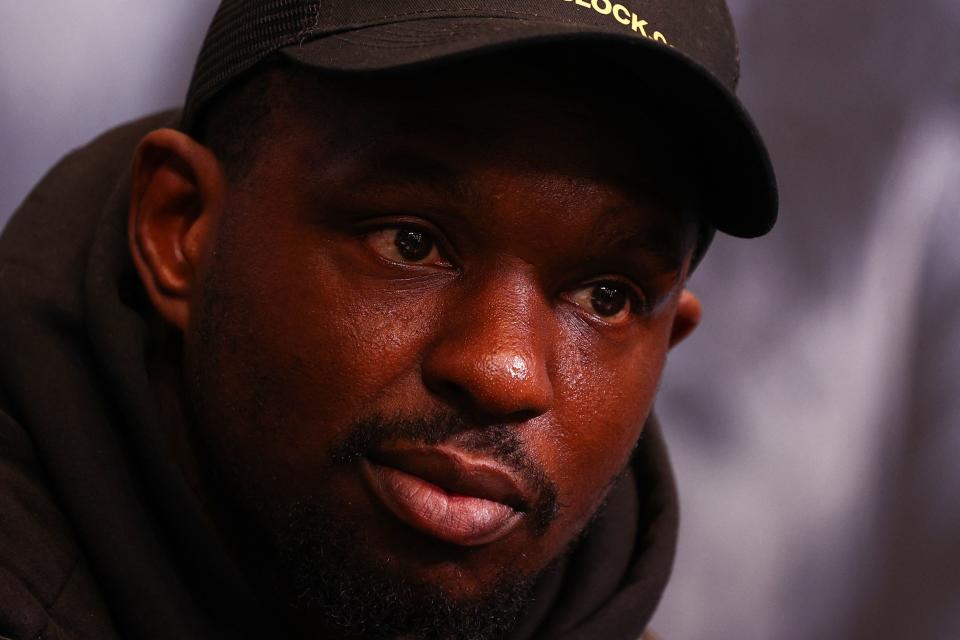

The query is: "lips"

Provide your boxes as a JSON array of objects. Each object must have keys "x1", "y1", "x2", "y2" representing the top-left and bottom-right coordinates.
[{"x1": 361, "y1": 444, "x2": 533, "y2": 546}]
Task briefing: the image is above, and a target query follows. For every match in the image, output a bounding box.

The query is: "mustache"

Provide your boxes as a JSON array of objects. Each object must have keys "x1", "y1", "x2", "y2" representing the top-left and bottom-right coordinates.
[{"x1": 330, "y1": 411, "x2": 560, "y2": 534}]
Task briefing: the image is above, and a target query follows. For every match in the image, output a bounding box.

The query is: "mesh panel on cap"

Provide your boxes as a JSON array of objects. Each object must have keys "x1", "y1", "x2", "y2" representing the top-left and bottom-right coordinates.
[{"x1": 183, "y1": 1, "x2": 319, "y2": 130}]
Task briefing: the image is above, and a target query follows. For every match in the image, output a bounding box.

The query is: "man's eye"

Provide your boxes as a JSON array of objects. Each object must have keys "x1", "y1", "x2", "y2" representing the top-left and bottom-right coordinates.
[
  {"x1": 565, "y1": 281, "x2": 641, "y2": 324},
  {"x1": 365, "y1": 225, "x2": 449, "y2": 266}
]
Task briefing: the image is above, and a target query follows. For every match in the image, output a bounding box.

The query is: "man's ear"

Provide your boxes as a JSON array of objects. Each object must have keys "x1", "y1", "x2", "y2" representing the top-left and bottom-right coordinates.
[
  {"x1": 128, "y1": 128, "x2": 226, "y2": 332},
  {"x1": 669, "y1": 289, "x2": 702, "y2": 348}
]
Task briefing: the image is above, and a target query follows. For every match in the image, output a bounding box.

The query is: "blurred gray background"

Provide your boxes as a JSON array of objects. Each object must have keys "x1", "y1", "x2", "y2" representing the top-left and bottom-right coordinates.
[
  {"x1": 2, "y1": 2, "x2": 958, "y2": 639},
  {"x1": 0, "y1": 1, "x2": 218, "y2": 221}
]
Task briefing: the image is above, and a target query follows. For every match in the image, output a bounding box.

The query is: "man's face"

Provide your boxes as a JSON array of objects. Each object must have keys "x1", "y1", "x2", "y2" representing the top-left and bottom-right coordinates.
[{"x1": 181, "y1": 64, "x2": 698, "y2": 636}]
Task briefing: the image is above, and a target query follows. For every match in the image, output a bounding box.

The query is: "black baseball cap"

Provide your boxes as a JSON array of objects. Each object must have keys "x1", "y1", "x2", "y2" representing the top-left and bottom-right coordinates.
[{"x1": 182, "y1": 0, "x2": 778, "y2": 238}]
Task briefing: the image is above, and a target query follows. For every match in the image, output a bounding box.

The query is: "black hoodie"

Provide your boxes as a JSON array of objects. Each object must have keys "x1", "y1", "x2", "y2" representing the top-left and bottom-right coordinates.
[{"x1": 0, "y1": 112, "x2": 678, "y2": 640}]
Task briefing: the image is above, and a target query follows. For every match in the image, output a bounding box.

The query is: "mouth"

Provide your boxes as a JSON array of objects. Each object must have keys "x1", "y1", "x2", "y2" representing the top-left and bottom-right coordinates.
[{"x1": 361, "y1": 444, "x2": 533, "y2": 547}]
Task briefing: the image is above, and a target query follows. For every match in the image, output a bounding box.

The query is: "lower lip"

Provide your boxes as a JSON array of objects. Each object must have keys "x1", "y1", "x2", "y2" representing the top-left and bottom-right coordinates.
[{"x1": 362, "y1": 460, "x2": 522, "y2": 547}]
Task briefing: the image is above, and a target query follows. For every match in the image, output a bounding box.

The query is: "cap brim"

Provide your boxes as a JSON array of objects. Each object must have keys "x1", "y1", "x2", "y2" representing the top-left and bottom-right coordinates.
[{"x1": 280, "y1": 17, "x2": 778, "y2": 238}]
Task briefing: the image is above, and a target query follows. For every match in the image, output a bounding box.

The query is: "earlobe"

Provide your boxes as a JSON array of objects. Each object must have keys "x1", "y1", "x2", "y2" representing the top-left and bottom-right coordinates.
[
  {"x1": 128, "y1": 128, "x2": 226, "y2": 331},
  {"x1": 668, "y1": 289, "x2": 702, "y2": 348}
]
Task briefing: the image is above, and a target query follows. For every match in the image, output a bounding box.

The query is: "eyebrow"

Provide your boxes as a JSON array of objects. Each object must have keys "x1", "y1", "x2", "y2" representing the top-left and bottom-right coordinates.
[
  {"x1": 586, "y1": 209, "x2": 694, "y2": 274},
  {"x1": 333, "y1": 146, "x2": 486, "y2": 219}
]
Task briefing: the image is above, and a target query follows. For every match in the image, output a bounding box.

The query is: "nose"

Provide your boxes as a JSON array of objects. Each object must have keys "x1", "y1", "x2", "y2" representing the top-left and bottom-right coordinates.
[{"x1": 421, "y1": 270, "x2": 555, "y2": 421}]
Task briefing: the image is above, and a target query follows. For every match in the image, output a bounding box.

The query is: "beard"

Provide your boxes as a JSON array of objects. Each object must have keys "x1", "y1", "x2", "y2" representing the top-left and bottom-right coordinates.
[
  {"x1": 266, "y1": 413, "x2": 561, "y2": 640},
  {"x1": 275, "y1": 497, "x2": 540, "y2": 640}
]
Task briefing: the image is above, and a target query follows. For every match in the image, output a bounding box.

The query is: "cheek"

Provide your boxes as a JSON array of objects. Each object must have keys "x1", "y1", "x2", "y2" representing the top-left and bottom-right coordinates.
[
  {"x1": 278, "y1": 260, "x2": 441, "y2": 418},
  {"x1": 540, "y1": 319, "x2": 671, "y2": 521},
  {"x1": 194, "y1": 220, "x2": 443, "y2": 469}
]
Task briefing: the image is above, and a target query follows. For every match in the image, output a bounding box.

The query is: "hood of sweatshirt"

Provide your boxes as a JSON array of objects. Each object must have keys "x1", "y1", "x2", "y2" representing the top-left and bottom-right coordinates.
[{"x1": 0, "y1": 113, "x2": 678, "y2": 640}]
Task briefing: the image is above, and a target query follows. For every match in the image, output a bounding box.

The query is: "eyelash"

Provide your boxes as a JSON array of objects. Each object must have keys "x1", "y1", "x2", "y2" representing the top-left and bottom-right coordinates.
[
  {"x1": 362, "y1": 222, "x2": 652, "y2": 321},
  {"x1": 362, "y1": 219, "x2": 458, "y2": 267},
  {"x1": 568, "y1": 278, "x2": 650, "y2": 323}
]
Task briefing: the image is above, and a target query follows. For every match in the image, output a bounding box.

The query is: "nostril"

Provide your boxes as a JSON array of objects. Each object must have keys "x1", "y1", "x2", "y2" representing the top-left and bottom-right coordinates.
[
  {"x1": 424, "y1": 377, "x2": 473, "y2": 411},
  {"x1": 422, "y1": 348, "x2": 554, "y2": 419},
  {"x1": 424, "y1": 376, "x2": 545, "y2": 426},
  {"x1": 499, "y1": 408, "x2": 544, "y2": 426}
]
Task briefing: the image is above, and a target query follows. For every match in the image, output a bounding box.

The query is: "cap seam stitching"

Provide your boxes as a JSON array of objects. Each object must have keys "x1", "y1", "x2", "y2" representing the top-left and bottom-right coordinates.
[{"x1": 298, "y1": 1, "x2": 323, "y2": 44}]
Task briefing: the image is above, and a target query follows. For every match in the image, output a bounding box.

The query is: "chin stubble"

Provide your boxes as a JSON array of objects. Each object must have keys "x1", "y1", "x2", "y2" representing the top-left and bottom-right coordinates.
[{"x1": 275, "y1": 497, "x2": 543, "y2": 640}]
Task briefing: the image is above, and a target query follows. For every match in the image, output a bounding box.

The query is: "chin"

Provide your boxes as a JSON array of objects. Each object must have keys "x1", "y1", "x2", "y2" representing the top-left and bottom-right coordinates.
[{"x1": 269, "y1": 494, "x2": 547, "y2": 640}]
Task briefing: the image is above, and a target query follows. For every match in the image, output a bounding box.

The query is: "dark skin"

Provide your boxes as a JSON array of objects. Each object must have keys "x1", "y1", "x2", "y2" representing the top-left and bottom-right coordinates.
[{"x1": 129, "y1": 63, "x2": 702, "y2": 637}]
